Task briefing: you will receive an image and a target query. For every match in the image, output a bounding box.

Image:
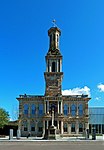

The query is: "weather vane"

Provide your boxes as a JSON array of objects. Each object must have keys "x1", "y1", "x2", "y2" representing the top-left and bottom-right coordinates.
[{"x1": 52, "y1": 19, "x2": 57, "y2": 27}]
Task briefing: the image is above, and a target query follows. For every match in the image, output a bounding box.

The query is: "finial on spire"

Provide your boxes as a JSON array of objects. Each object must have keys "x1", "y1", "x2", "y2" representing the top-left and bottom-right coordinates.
[{"x1": 52, "y1": 19, "x2": 57, "y2": 27}]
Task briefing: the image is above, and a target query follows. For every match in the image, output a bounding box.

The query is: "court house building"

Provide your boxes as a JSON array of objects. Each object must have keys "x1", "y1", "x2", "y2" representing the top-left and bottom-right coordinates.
[{"x1": 17, "y1": 25, "x2": 91, "y2": 137}]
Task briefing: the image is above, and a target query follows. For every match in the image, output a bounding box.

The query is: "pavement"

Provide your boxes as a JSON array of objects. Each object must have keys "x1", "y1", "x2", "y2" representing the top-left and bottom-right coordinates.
[
  {"x1": 0, "y1": 136, "x2": 104, "y2": 150},
  {"x1": 0, "y1": 139, "x2": 104, "y2": 150}
]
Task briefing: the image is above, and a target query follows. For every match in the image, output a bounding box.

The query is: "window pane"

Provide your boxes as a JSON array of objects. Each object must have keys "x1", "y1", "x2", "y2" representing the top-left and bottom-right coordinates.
[
  {"x1": 64, "y1": 104, "x2": 68, "y2": 116},
  {"x1": 31, "y1": 127, "x2": 35, "y2": 131},
  {"x1": 71, "y1": 104, "x2": 76, "y2": 116},
  {"x1": 64, "y1": 123, "x2": 67, "y2": 132},
  {"x1": 31, "y1": 120, "x2": 35, "y2": 131},
  {"x1": 24, "y1": 104, "x2": 28, "y2": 115},
  {"x1": 71, "y1": 123, "x2": 75, "y2": 132},
  {"x1": 38, "y1": 122, "x2": 43, "y2": 132},
  {"x1": 39, "y1": 104, "x2": 43, "y2": 115},
  {"x1": 31, "y1": 104, "x2": 36, "y2": 115},
  {"x1": 52, "y1": 62, "x2": 55, "y2": 72},
  {"x1": 79, "y1": 123, "x2": 83, "y2": 132},
  {"x1": 79, "y1": 104, "x2": 83, "y2": 116},
  {"x1": 23, "y1": 120, "x2": 28, "y2": 131}
]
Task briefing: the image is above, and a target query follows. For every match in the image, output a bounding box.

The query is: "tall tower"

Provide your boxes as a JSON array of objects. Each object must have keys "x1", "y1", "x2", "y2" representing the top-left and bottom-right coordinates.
[{"x1": 44, "y1": 26, "x2": 63, "y2": 96}]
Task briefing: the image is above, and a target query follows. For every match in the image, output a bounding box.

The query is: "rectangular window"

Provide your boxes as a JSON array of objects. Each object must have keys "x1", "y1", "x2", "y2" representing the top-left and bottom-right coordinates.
[
  {"x1": 24, "y1": 110, "x2": 28, "y2": 115},
  {"x1": 53, "y1": 34, "x2": 55, "y2": 42},
  {"x1": 39, "y1": 104, "x2": 43, "y2": 116},
  {"x1": 24, "y1": 127, "x2": 27, "y2": 131},
  {"x1": 89, "y1": 124, "x2": 91, "y2": 134},
  {"x1": 79, "y1": 126, "x2": 83, "y2": 132},
  {"x1": 71, "y1": 123, "x2": 75, "y2": 132},
  {"x1": 38, "y1": 127, "x2": 43, "y2": 132},
  {"x1": 96, "y1": 124, "x2": 98, "y2": 133},
  {"x1": 64, "y1": 127, "x2": 67, "y2": 132},
  {"x1": 31, "y1": 127, "x2": 35, "y2": 131},
  {"x1": 64, "y1": 110, "x2": 68, "y2": 116},
  {"x1": 99, "y1": 124, "x2": 101, "y2": 134},
  {"x1": 32, "y1": 110, "x2": 35, "y2": 115}
]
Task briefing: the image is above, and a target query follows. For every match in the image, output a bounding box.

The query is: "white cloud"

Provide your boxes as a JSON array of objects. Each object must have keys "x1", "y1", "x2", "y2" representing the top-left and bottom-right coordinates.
[
  {"x1": 97, "y1": 83, "x2": 104, "y2": 92},
  {"x1": 95, "y1": 97, "x2": 101, "y2": 100},
  {"x1": 62, "y1": 86, "x2": 90, "y2": 97}
]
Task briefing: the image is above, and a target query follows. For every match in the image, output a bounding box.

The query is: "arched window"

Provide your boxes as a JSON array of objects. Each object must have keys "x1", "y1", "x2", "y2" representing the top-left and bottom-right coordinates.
[
  {"x1": 64, "y1": 123, "x2": 68, "y2": 132},
  {"x1": 79, "y1": 123, "x2": 83, "y2": 132},
  {"x1": 71, "y1": 104, "x2": 76, "y2": 116},
  {"x1": 64, "y1": 104, "x2": 68, "y2": 116},
  {"x1": 71, "y1": 123, "x2": 75, "y2": 132},
  {"x1": 53, "y1": 33, "x2": 55, "y2": 42},
  {"x1": 31, "y1": 120, "x2": 35, "y2": 131},
  {"x1": 24, "y1": 104, "x2": 28, "y2": 115},
  {"x1": 39, "y1": 104, "x2": 43, "y2": 116},
  {"x1": 78, "y1": 104, "x2": 83, "y2": 116},
  {"x1": 23, "y1": 120, "x2": 28, "y2": 131},
  {"x1": 38, "y1": 122, "x2": 43, "y2": 132},
  {"x1": 58, "y1": 59, "x2": 60, "y2": 72},
  {"x1": 31, "y1": 104, "x2": 36, "y2": 115},
  {"x1": 52, "y1": 62, "x2": 55, "y2": 72}
]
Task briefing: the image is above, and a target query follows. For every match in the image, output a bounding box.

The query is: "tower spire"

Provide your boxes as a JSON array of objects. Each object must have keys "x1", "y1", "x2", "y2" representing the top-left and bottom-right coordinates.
[{"x1": 44, "y1": 25, "x2": 63, "y2": 96}]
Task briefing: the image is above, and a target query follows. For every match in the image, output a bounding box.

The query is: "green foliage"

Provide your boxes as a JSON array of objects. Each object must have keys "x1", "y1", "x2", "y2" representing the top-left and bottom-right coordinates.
[{"x1": 0, "y1": 108, "x2": 9, "y2": 128}]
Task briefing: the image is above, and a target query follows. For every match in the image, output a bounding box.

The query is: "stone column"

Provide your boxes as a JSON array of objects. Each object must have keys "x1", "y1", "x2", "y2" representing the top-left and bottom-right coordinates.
[
  {"x1": 46, "y1": 121, "x2": 49, "y2": 129},
  {"x1": 85, "y1": 122, "x2": 89, "y2": 138},
  {"x1": 76, "y1": 120, "x2": 79, "y2": 134},
  {"x1": 57, "y1": 60, "x2": 58, "y2": 72},
  {"x1": 61, "y1": 101, "x2": 63, "y2": 114},
  {"x1": 57, "y1": 121, "x2": 59, "y2": 129},
  {"x1": 28, "y1": 119, "x2": 31, "y2": 132},
  {"x1": 85, "y1": 122, "x2": 89, "y2": 130},
  {"x1": 35, "y1": 121, "x2": 38, "y2": 135},
  {"x1": 58, "y1": 101, "x2": 59, "y2": 114},
  {"x1": 61, "y1": 121, "x2": 63, "y2": 134},
  {"x1": 43, "y1": 121, "x2": 45, "y2": 137},
  {"x1": 9, "y1": 129, "x2": 13, "y2": 140},
  {"x1": 49, "y1": 60, "x2": 52, "y2": 72},
  {"x1": 44, "y1": 101, "x2": 46, "y2": 114},
  {"x1": 68, "y1": 123, "x2": 71, "y2": 134}
]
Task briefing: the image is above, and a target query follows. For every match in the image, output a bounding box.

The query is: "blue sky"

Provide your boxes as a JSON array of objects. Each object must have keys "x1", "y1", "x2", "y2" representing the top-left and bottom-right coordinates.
[{"x1": 0, "y1": 0, "x2": 104, "y2": 120}]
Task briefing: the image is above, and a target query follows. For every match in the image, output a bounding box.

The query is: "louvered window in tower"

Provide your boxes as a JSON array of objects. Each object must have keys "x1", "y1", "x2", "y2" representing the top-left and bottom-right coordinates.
[{"x1": 52, "y1": 62, "x2": 55, "y2": 72}]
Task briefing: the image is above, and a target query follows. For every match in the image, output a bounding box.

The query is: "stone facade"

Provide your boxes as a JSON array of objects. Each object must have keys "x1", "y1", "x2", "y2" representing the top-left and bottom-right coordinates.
[{"x1": 17, "y1": 26, "x2": 91, "y2": 137}]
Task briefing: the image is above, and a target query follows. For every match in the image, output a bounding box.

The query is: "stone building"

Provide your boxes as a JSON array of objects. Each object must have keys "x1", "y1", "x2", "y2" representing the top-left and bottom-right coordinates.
[{"x1": 17, "y1": 25, "x2": 91, "y2": 137}]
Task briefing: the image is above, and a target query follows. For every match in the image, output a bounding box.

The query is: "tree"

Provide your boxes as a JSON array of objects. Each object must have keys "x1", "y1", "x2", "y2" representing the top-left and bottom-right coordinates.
[{"x1": 0, "y1": 108, "x2": 9, "y2": 128}]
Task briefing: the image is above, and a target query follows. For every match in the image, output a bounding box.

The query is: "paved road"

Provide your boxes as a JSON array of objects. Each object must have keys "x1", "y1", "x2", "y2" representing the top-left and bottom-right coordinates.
[{"x1": 0, "y1": 141, "x2": 104, "y2": 150}]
